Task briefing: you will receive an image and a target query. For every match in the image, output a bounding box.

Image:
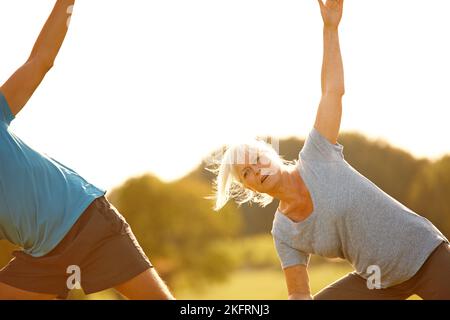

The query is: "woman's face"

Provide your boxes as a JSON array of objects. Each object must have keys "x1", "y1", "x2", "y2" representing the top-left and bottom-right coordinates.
[{"x1": 233, "y1": 148, "x2": 282, "y2": 194}]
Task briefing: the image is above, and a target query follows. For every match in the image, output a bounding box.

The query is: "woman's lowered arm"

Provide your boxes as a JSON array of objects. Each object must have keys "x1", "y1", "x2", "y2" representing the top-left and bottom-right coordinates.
[{"x1": 284, "y1": 265, "x2": 313, "y2": 300}]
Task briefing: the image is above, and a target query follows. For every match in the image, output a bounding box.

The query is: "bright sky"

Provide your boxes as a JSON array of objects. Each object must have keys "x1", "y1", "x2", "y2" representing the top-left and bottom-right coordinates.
[{"x1": 1, "y1": 0, "x2": 449, "y2": 191}]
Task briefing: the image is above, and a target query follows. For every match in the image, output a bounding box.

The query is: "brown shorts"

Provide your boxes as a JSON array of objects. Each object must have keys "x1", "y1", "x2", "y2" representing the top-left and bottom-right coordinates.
[
  {"x1": 0, "y1": 196, "x2": 153, "y2": 299},
  {"x1": 314, "y1": 241, "x2": 450, "y2": 300}
]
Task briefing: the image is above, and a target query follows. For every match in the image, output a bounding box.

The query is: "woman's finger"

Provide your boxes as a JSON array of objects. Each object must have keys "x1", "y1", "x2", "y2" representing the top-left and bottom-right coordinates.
[{"x1": 317, "y1": 0, "x2": 325, "y2": 10}]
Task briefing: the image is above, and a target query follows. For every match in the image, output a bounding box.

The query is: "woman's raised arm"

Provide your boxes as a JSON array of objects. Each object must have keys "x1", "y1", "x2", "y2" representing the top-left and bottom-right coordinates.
[
  {"x1": 0, "y1": 0, "x2": 75, "y2": 116},
  {"x1": 314, "y1": 0, "x2": 345, "y2": 144}
]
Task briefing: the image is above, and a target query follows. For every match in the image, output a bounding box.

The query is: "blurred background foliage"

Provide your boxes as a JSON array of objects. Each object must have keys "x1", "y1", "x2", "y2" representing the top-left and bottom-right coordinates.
[{"x1": 0, "y1": 132, "x2": 448, "y2": 299}]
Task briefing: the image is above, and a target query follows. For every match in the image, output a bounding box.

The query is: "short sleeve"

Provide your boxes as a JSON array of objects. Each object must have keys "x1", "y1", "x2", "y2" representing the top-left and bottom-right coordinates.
[
  {"x1": 0, "y1": 92, "x2": 15, "y2": 125},
  {"x1": 300, "y1": 128, "x2": 344, "y2": 162},
  {"x1": 273, "y1": 236, "x2": 310, "y2": 269}
]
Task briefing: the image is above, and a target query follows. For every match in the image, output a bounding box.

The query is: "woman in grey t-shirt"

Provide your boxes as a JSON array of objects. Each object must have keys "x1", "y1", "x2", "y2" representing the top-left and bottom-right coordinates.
[{"x1": 211, "y1": 0, "x2": 450, "y2": 300}]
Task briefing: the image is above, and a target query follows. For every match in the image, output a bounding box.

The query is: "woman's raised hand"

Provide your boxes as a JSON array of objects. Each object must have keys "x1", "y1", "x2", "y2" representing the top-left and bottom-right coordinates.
[{"x1": 317, "y1": 0, "x2": 344, "y2": 30}]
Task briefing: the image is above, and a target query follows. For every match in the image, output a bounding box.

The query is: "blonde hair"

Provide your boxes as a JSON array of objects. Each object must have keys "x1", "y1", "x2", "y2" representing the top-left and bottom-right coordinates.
[{"x1": 209, "y1": 140, "x2": 290, "y2": 211}]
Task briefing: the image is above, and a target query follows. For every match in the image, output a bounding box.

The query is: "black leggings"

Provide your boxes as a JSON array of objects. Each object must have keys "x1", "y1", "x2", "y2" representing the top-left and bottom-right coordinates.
[{"x1": 314, "y1": 242, "x2": 450, "y2": 300}]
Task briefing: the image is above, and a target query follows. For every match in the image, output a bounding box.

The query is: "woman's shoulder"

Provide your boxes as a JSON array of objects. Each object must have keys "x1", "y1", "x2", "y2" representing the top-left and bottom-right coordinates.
[{"x1": 299, "y1": 128, "x2": 345, "y2": 163}]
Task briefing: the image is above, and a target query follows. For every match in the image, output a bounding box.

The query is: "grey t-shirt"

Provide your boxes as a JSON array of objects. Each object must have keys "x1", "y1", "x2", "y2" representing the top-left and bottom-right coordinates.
[{"x1": 271, "y1": 128, "x2": 448, "y2": 288}]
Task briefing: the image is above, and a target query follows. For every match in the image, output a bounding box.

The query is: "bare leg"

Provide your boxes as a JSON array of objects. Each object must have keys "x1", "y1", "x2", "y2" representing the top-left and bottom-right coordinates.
[
  {"x1": 0, "y1": 282, "x2": 57, "y2": 300},
  {"x1": 114, "y1": 268, "x2": 175, "y2": 300}
]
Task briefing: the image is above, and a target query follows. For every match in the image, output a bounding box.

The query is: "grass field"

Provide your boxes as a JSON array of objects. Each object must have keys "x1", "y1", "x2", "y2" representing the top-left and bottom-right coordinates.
[
  {"x1": 175, "y1": 268, "x2": 421, "y2": 300},
  {"x1": 174, "y1": 263, "x2": 353, "y2": 300}
]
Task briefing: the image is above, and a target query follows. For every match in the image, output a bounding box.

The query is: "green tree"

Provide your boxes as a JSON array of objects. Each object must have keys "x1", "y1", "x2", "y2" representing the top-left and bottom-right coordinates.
[
  {"x1": 107, "y1": 174, "x2": 242, "y2": 290},
  {"x1": 408, "y1": 156, "x2": 450, "y2": 238}
]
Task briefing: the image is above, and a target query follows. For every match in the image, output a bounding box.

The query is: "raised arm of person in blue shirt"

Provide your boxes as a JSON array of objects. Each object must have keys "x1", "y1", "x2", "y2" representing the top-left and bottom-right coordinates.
[{"x1": 0, "y1": 0, "x2": 75, "y2": 116}]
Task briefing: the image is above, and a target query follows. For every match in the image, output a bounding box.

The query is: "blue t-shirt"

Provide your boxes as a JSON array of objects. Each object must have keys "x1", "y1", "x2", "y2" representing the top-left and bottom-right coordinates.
[{"x1": 0, "y1": 92, "x2": 105, "y2": 257}]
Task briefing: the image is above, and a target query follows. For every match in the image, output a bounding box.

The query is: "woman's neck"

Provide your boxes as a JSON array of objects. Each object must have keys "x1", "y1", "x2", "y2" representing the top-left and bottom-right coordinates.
[
  {"x1": 270, "y1": 167, "x2": 307, "y2": 205},
  {"x1": 275, "y1": 167, "x2": 314, "y2": 220}
]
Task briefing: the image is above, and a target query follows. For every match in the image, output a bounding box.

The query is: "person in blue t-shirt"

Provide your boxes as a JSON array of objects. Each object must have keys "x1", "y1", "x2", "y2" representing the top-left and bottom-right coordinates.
[{"x1": 0, "y1": 0, "x2": 173, "y2": 300}]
